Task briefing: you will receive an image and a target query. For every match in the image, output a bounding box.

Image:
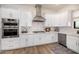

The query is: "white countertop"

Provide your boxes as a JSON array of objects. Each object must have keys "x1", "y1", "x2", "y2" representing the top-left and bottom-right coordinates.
[
  {"x1": 58, "y1": 32, "x2": 79, "y2": 37},
  {"x1": 21, "y1": 31, "x2": 57, "y2": 34},
  {"x1": 20, "y1": 31, "x2": 79, "y2": 37}
]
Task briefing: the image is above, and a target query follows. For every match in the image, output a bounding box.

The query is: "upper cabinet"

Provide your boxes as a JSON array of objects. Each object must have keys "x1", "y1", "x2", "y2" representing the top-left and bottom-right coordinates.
[
  {"x1": 19, "y1": 11, "x2": 32, "y2": 26},
  {"x1": 55, "y1": 11, "x2": 72, "y2": 27},
  {"x1": 45, "y1": 11, "x2": 72, "y2": 27},
  {"x1": 0, "y1": 8, "x2": 20, "y2": 19},
  {"x1": 73, "y1": 10, "x2": 79, "y2": 18},
  {"x1": 73, "y1": 10, "x2": 79, "y2": 23},
  {"x1": 45, "y1": 14, "x2": 55, "y2": 27},
  {"x1": 0, "y1": 8, "x2": 33, "y2": 27}
]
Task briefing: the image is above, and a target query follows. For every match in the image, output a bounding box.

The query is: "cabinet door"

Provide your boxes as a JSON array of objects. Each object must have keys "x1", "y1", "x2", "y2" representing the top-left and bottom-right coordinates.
[
  {"x1": 1, "y1": 8, "x2": 20, "y2": 19},
  {"x1": 1, "y1": 38, "x2": 20, "y2": 50},
  {"x1": 44, "y1": 34, "x2": 52, "y2": 43},
  {"x1": 45, "y1": 14, "x2": 54, "y2": 27},
  {"x1": 45, "y1": 34, "x2": 58, "y2": 43},
  {"x1": 33, "y1": 35, "x2": 40, "y2": 45},
  {"x1": 67, "y1": 35, "x2": 78, "y2": 52},
  {"x1": 27, "y1": 35, "x2": 34, "y2": 47},
  {"x1": 19, "y1": 39, "x2": 27, "y2": 48},
  {"x1": 52, "y1": 33, "x2": 58, "y2": 42},
  {"x1": 73, "y1": 11, "x2": 79, "y2": 18},
  {"x1": 20, "y1": 11, "x2": 32, "y2": 26},
  {"x1": 54, "y1": 12, "x2": 71, "y2": 27},
  {"x1": 78, "y1": 40, "x2": 79, "y2": 52},
  {"x1": 75, "y1": 37, "x2": 79, "y2": 53},
  {"x1": 20, "y1": 35, "x2": 28, "y2": 47},
  {"x1": 39, "y1": 34, "x2": 46, "y2": 44},
  {"x1": 1, "y1": 8, "x2": 10, "y2": 18},
  {"x1": 10, "y1": 9, "x2": 20, "y2": 19}
]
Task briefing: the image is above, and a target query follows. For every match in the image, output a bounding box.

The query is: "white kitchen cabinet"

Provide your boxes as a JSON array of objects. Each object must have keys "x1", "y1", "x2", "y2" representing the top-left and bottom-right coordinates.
[
  {"x1": 1, "y1": 38, "x2": 20, "y2": 50},
  {"x1": 0, "y1": 8, "x2": 20, "y2": 19},
  {"x1": 20, "y1": 34, "x2": 28, "y2": 47},
  {"x1": 26, "y1": 33, "x2": 58, "y2": 47},
  {"x1": 45, "y1": 11, "x2": 71, "y2": 27},
  {"x1": 0, "y1": 8, "x2": 32, "y2": 27},
  {"x1": 33, "y1": 35, "x2": 40, "y2": 46},
  {"x1": 38, "y1": 34, "x2": 46, "y2": 45},
  {"x1": 1, "y1": 37, "x2": 28, "y2": 50},
  {"x1": 45, "y1": 14, "x2": 55, "y2": 27},
  {"x1": 1, "y1": 33, "x2": 58, "y2": 50},
  {"x1": 73, "y1": 10, "x2": 79, "y2": 18},
  {"x1": 38, "y1": 33, "x2": 58, "y2": 45},
  {"x1": 43, "y1": 33, "x2": 58, "y2": 43},
  {"x1": 19, "y1": 38, "x2": 27, "y2": 48},
  {"x1": 54, "y1": 12, "x2": 71, "y2": 27},
  {"x1": 67, "y1": 35, "x2": 79, "y2": 53},
  {"x1": 39, "y1": 34, "x2": 50, "y2": 44},
  {"x1": 0, "y1": 8, "x2": 11, "y2": 18},
  {"x1": 19, "y1": 11, "x2": 32, "y2": 27},
  {"x1": 27, "y1": 35, "x2": 34, "y2": 47},
  {"x1": 51, "y1": 33, "x2": 58, "y2": 42}
]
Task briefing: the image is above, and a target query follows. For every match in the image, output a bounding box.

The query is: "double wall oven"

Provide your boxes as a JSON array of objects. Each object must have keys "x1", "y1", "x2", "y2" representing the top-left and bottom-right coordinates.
[{"x1": 2, "y1": 18, "x2": 19, "y2": 38}]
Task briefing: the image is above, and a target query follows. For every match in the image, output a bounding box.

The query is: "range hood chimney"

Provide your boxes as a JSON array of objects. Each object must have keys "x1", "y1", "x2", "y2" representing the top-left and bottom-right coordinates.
[{"x1": 33, "y1": 4, "x2": 45, "y2": 22}]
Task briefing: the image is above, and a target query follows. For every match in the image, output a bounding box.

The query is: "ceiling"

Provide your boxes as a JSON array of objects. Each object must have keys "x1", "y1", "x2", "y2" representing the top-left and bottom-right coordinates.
[
  {"x1": 42, "y1": 4, "x2": 68, "y2": 11},
  {"x1": 19, "y1": 4, "x2": 79, "y2": 11},
  {"x1": 1, "y1": 4, "x2": 79, "y2": 11}
]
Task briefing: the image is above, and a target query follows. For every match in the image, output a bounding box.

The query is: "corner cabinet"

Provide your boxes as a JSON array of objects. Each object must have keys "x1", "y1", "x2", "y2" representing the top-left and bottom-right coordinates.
[{"x1": 67, "y1": 35, "x2": 79, "y2": 53}]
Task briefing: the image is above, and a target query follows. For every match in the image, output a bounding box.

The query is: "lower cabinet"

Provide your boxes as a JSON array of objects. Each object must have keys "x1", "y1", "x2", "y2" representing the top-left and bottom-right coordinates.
[
  {"x1": 26, "y1": 35, "x2": 34, "y2": 47},
  {"x1": 33, "y1": 33, "x2": 58, "y2": 45},
  {"x1": 19, "y1": 38, "x2": 27, "y2": 48},
  {"x1": 39, "y1": 33, "x2": 58, "y2": 44},
  {"x1": 33, "y1": 35, "x2": 40, "y2": 46},
  {"x1": 1, "y1": 33, "x2": 58, "y2": 50},
  {"x1": 67, "y1": 35, "x2": 79, "y2": 53},
  {"x1": 1, "y1": 38, "x2": 20, "y2": 50}
]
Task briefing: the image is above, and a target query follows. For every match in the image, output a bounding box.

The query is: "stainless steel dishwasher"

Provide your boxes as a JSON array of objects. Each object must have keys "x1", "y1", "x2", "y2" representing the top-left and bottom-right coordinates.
[{"x1": 58, "y1": 33, "x2": 67, "y2": 47}]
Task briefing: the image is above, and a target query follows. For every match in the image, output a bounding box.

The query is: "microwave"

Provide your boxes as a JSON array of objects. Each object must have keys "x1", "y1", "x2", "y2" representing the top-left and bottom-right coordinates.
[{"x1": 74, "y1": 21, "x2": 79, "y2": 29}]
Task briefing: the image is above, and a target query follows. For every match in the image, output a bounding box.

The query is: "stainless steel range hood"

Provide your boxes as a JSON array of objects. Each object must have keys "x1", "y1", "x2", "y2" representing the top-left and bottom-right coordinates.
[{"x1": 33, "y1": 4, "x2": 45, "y2": 22}]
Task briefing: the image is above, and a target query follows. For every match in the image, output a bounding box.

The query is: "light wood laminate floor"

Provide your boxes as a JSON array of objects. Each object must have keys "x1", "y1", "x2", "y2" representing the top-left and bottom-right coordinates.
[{"x1": 0, "y1": 43, "x2": 76, "y2": 54}]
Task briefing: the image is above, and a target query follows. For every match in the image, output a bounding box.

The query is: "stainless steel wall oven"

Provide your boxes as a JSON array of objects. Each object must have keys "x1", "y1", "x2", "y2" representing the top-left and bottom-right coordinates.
[{"x1": 2, "y1": 18, "x2": 19, "y2": 38}]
